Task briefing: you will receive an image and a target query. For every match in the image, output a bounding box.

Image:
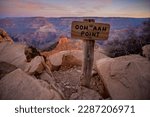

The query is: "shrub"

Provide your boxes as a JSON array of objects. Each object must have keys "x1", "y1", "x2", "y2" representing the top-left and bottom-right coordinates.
[{"x1": 105, "y1": 20, "x2": 150, "y2": 58}]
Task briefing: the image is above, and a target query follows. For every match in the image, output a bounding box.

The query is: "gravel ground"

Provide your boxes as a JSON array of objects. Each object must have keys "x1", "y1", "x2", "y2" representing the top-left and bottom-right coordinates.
[{"x1": 52, "y1": 66, "x2": 109, "y2": 99}]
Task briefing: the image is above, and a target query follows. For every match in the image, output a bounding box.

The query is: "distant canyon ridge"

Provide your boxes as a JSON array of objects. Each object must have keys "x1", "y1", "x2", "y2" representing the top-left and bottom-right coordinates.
[{"x1": 0, "y1": 17, "x2": 149, "y2": 50}]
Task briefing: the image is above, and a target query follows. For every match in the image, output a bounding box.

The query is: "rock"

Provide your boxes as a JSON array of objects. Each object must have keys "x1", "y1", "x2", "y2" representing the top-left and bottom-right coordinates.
[
  {"x1": 38, "y1": 80, "x2": 64, "y2": 99},
  {"x1": 0, "y1": 69, "x2": 62, "y2": 100},
  {"x1": 0, "y1": 28, "x2": 13, "y2": 44},
  {"x1": 39, "y1": 74, "x2": 65, "y2": 99},
  {"x1": 94, "y1": 49, "x2": 108, "y2": 62},
  {"x1": 48, "y1": 50, "x2": 108, "y2": 71},
  {"x1": 90, "y1": 74, "x2": 109, "y2": 99},
  {"x1": 70, "y1": 86, "x2": 102, "y2": 100},
  {"x1": 92, "y1": 69, "x2": 98, "y2": 76},
  {"x1": 41, "y1": 37, "x2": 82, "y2": 55},
  {"x1": 0, "y1": 42, "x2": 27, "y2": 70},
  {"x1": 24, "y1": 56, "x2": 45, "y2": 75},
  {"x1": 48, "y1": 51, "x2": 67, "y2": 69},
  {"x1": 58, "y1": 37, "x2": 69, "y2": 44},
  {"x1": 48, "y1": 50, "x2": 82, "y2": 71},
  {"x1": 24, "y1": 46, "x2": 41, "y2": 62},
  {"x1": 61, "y1": 54, "x2": 82, "y2": 70},
  {"x1": 69, "y1": 93, "x2": 79, "y2": 100},
  {"x1": 0, "y1": 62, "x2": 17, "y2": 79},
  {"x1": 142, "y1": 44, "x2": 150, "y2": 60},
  {"x1": 67, "y1": 50, "x2": 83, "y2": 63},
  {"x1": 46, "y1": 41, "x2": 59, "y2": 51},
  {"x1": 96, "y1": 55, "x2": 150, "y2": 99},
  {"x1": 39, "y1": 71, "x2": 55, "y2": 84}
]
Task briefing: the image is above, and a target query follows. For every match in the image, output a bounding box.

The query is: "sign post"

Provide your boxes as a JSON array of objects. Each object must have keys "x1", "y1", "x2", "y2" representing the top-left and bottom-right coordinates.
[{"x1": 71, "y1": 19, "x2": 110, "y2": 87}]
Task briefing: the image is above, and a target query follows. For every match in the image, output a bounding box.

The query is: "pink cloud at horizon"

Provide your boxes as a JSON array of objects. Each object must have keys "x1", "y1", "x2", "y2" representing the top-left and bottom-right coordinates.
[{"x1": 0, "y1": 0, "x2": 150, "y2": 18}]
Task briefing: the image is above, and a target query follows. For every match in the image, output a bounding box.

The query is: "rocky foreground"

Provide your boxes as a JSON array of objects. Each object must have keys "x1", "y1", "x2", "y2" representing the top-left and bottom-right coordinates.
[{"x1": 0, "y1": 29, "x2": 150, "y2": 100}]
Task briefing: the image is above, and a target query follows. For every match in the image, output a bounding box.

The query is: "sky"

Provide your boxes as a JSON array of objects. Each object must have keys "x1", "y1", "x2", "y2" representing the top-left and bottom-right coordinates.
[{"x1": 0, "y1": 0, "x2": 150, "y2": 18}]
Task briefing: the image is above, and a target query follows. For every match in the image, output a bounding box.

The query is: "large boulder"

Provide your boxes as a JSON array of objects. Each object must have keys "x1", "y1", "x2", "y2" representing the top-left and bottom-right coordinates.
[
  {"x1": 48, "y1": 50, "x2": 82, "y2": 71},
  {"x1": 0, "y1": 61, "x2": 17, "y2": 79},
  {"x1": 96, "y1": 55, "x2": 150, "y2": 99},
  {"x1": 0, "y1": 42, "x2": 27, "y2": 70},
  {"x1": 142, "y1": 44, "x2": 150, "y2": 60},
  {"x1": 0, "y1": 69, "x2": 63, "y2": 100},
  {"x1": 48, "y1": 50, "x2": 108, "y2": 71}
]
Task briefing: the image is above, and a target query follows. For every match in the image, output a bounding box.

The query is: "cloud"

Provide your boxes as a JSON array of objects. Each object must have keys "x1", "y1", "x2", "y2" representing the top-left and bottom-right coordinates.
[
  {"x1": 0, "y1": 0, "x2": 44, "y2": 15},
  {"x1": 0, "y1": 0, "x2": 149, "y2": 17},
  {"x1": 0, "y1": 0, "x2": 71, "y2": 17},
  {"x1": 0, "y1": 0, "x2": 112, "y2": 17},
  {"x1": 63, "y1": 0, "x2": 112, "y2": 17}
]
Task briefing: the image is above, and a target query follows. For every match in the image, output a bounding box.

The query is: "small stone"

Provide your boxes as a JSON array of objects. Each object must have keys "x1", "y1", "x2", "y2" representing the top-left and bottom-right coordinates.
[{"x1": 24, "y1": 56, "x2": 45, "y2": 75}]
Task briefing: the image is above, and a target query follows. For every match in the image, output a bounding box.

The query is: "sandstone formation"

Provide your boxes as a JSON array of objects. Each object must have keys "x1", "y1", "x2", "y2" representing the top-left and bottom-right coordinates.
[
  {"x1": 0, "y1": 69, "x2": 62, "y2": 100},
  {"x1": 41, "y1": 37, "x2": 82, "y2": 56},
  {"x1": 0, "y1": 42, "x2": 27, "y2": 70},
  {"x1": 96, "y1": 55, "x2": 150, "y2": 99}
]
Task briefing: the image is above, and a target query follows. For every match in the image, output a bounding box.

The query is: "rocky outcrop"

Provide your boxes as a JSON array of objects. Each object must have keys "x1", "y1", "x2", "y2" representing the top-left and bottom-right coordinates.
[
  {"x1": 0, "y1": 17, "x2": 57, "y2": 50},
  {"x1": 58, "y1": 36, "x2": 69, "y2": 44},
  {"x1": 52, "y1": 37, "x2": 79, "y2": 52},
  {"x1": 142, "y1": 44, "x2": 150, "y2": 60},
  {"x1": 0, "y1": 28, "x2": 13, "y2": 44},
  {"x1": 0, "y1": 69, "x2": 63, "y2": 100},
  {"x1": 96, "y1": 55, "x2": 150, "y2": 99},
  {"x1": 0, "y1": 41, "x2": 65, "y2": 100},
  {"x1": 41, "y1": 37, "x2": 82, "y2": 56},
  {"x1": 0, "y1": 42, "x2": 27, "y2": 70}
]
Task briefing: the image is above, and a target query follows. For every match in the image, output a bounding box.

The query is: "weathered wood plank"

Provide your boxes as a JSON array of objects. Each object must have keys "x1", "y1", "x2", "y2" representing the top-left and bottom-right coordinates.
[
  {"x1": 71, "y1": 21, "x2": 110, "y2": 40},
  {"x1": 80, "y1": 19, "x2": 95, "y2": 87}
]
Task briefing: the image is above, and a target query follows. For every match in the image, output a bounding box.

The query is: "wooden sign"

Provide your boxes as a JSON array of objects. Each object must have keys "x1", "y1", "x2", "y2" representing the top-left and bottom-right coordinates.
[
  {"x1": 71, "y1": 19, "x2": 110, "y2": 88},
  {"x1": 71, "y1": 21, "x2": 110, "y2": 40}
]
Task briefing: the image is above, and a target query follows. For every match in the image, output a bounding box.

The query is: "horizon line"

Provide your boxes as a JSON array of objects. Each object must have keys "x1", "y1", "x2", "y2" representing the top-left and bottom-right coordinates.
[{"x1": 0, "y1": 16, "x2": 150, "y2": 19}]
